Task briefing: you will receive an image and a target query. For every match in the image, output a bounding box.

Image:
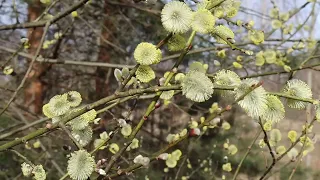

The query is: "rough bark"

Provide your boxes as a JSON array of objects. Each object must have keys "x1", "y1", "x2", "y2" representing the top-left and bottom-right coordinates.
[{"x1": 24, "y1": 0, "x2": 45, "y2": 114}]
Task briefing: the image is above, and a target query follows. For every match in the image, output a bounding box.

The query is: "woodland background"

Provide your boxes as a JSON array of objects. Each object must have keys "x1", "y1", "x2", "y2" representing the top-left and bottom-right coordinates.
[{"x1": 0, "y1": 0, "x2": 320, "y2": 179}]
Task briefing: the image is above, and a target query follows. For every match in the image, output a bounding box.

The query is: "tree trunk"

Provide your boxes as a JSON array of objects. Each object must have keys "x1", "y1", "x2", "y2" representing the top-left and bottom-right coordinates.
[{"x1": 24, "y1": 0, "x2": 45, "y2": 114}]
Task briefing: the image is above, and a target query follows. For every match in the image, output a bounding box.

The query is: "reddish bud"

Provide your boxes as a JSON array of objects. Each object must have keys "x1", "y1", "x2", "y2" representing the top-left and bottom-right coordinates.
[
  {"x1": 97, "y1": 160, "x2": 102, "y2": 167},
  {"x1": 157, "y1": 153, "x2": 169, "y2": 160},
  {"x1": 189, "y1": 128, "x2": 201, "y2": 137},
  {"x1": 102, "y1": 158, "x2": 107, "y2": 163},
  {"x1": 155, "y1": 101, "x2": 161, "y2": 109},
  {"x1": 97, "y1": 159, "x2": 107, "y2": 167},
  {"x1": 143, "y1": 116, "x2": 148, "y2": 121},
  {"x1": 46, "y1": 123, "x2": 53, "y2": 129},
  {"x1": 225, "y1": 105, "x2": 232, "y2": 111}
]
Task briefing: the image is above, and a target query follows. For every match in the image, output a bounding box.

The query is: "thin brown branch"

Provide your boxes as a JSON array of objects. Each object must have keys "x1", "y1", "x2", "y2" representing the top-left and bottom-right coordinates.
[
  {"x1": 0, "y1": 85, "x2": 182, "y2": 151},
  {"x1": 232, "y1": 128, "x2": 262, "y2": 180},
  {"x1": 102, "y1": 31, "x2": 195, "y2": 176},
  {"x1": 0, "y1": 117, "x2": 48, "y2": 140},
  {"x1": 0, "y1": 22, "x2": 51, "y2": 117},
  {"x1": 0, "y1": 46, "x2": 132, "y2": 69},
  {"x1": 107, "y1": 1, "x2": 160, "y2": 16},
  {"x1": 58, "y1": 122, "x2": 82, "y2": 150},
  {"x1": 240, "y1": 59, "x2": 320, "y2": 79},
  {"x1": 9, "y1": 105, "x2": 65, "y2": 175},
  {"x1": 259, "y1": 118, "x2": 317, "y2": 180},
  {"x1": 106, "y1": 81, "x2": 264, "y2": 179},
  {"x1": 258, "y1": 119, "x2": 276, "y2": 180},
  {"x1": 0, "y1": 0, "x2": 90, "y2": 30}
]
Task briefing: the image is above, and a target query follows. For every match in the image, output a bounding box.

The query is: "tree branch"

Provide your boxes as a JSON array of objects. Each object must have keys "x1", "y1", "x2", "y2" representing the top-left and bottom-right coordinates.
[
  {"x1": 232, "y1": 129, "x2": 262, "y2": 180},
  {"x1": 0, "y1": 85, "x2": 181, "y2": 151},
  {"x1": 0, "y1": 0, "x2": 90, "y2": 30},
  {"x1": 101, "y1": 31, "x2": 196, "y2": 176},
  {"x1": 259, "y1": 118, "x2": 316, "y2": 180},
  {"x1": 0, "y1": 22, "x2": 51, "y2": 117}
]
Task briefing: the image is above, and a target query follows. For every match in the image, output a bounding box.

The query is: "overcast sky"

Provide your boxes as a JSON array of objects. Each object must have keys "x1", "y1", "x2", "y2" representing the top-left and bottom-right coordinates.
[{"x1": 240, "y1": 0, "x2": 320, "y2": 39}]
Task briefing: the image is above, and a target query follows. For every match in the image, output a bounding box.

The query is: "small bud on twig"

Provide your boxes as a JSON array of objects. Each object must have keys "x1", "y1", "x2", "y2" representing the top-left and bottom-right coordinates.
[
  {"x1": 155, "y1": 101, "x2": 161, "y2": 109},
  {"x1": 46, "y1": 123, "x2": 53, "y2": 129},
  {"x1": 189, "y1": 128, "x2": 200, "y2": 137},
  {"x1": 226, "y1": 105, "x2": 232, "y2": 111}
]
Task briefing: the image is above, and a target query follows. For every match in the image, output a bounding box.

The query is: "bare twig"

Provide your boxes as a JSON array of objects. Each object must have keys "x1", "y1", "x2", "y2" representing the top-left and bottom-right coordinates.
[
  {"x1": 59, "y1": 122, "x2": 83, "y2": 150},
  {"x1": 102, "y1": 31, "x2": 196, "y2": 176},
  {"x1": 0, "y1": 45, "x2": 23, "y2": 69},
  {"x1": 259, "y1": 118, "x2": 316, "y2": 180},
  {"x1": 240, "y1": 58, "x2": 320, "y2": 79},
  {"x1": 78, "y1": 16, "x2": 126, "y2": 54},
  {"x1": 0, "y1": 85, "x2": 182, "y2": 151},
  {"x1": 0, "y1": 22, "x2": 51, "y2": 117},
  {"x1": 0, "y1": 117, "x2": 48, "y2": 140},
  {"x1": 0, "y1": 46, "x2": 132, "y2": 69},
  {"x1": 258, "y1": 119, "x2": 276, "y2": 180},
  {"x1": 232, "y1": 129, "x2": 262, "y2": 180},
  {"x1": 0, "y1": 0, "x2": 90, "y2": 30},
  {"x1": 106, "y1": 81, "x2": 264, "y2": 179},
  {"x1": 10, "y1": 149, "x2": 33, "y2": 165},
  {"x1": 9, "y1": 105, "x2": 65, "y2": 175}
]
